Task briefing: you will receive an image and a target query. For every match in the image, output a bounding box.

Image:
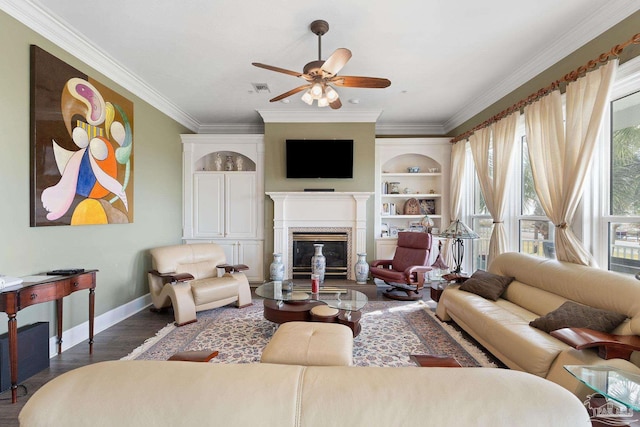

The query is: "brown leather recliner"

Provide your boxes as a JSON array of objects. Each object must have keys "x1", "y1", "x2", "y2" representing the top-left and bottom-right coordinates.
[
  {"x1": 370, "y1": 232, "x2": 432, "y2": 301},
  {"x1": 147, "y1": 243, "x2": 252, "y2": 326}
]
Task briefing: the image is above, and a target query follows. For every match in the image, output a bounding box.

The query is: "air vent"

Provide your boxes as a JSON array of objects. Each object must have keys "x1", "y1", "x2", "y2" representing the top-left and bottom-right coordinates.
[{"x1": 251, "y1": 83, "x2": 270, "y2": 93}]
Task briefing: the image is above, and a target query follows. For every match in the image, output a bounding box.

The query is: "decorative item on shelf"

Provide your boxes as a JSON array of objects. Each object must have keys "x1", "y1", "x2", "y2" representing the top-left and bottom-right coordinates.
[
  {"x1": 235, "y1": 155, "x2": 244, "y2": 171},
  {"x1": 407, "y1": 166, "x2": 420, "y2": 173},
  {"x1": 382, "y1": 203, "x2": 391, "y2": 215},
  {"x1": 354, "y1": 253, "x2": 369, "y2": 284},
  {"x1": 389, "y1": 226, "x2": 399, "y2": 237},
  {"x1": 419, "y1": 199, "x2": 436, "y2": 215},
  {"x1": 421, "y1": 215, "x2": 434, "y2": 232},
  {"x1": 403, "y1": 187, "x2": 411, "y2": 194},
  {"x1": 389, "y1": 203, "x2": 396, "y2": 215},
  {"x1": 214, "y1": 153, "x2": 223, "y2": 171},
  {"x1": 311, "y1": 244, "x2": 326, "y2": 284},
  {"x1": 429, "y1": 189, "x2": 436, "y2": 194},
  {"x1": 403, "y1": 198, "x2": 421, "y2": 215},
  {"x1": 269, "y1": 253, "x2": 285, "y2": 281},
  {"x1": 438, "y1": 220, "x2": 479, "y2": 274},
  {"x1": 428, "y1": 168, "x2": 439, "y2": 173},
  {"x1": 225, "y1": 155, "x2": 234, "y2": 171},
  {"x1": 389, "y1": 182, "x2": 400, "y2": 194},
  {"x1": 382, "y1": 181, "x2": 388, "y2": 194},
  {"x1": 381, "y1": 222, "x2": 389, "y2": 237}
]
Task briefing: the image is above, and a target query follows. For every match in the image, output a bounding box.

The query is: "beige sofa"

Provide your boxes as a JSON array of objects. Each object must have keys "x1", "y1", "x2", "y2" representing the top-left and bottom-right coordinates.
[
  {"x1": 148, "y1": 243, "x2": 252, "y2": 325},
  {"x1": 19, "y1": 361, "x2": 591, "y2": 426},
  {"x1": 436, "y1": 252, "x2": 640, "y2": 397}
]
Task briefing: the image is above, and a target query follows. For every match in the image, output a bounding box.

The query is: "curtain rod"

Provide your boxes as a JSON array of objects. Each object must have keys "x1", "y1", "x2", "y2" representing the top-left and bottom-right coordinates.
[{"x1": 450, "y1": 32, "x2": 640, "y2": 144}]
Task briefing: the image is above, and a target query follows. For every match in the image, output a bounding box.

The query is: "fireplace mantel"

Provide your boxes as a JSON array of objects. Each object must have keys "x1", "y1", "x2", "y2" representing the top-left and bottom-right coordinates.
[{"x1": 266, "y1": 192, "x2": 373, "y2": 280}]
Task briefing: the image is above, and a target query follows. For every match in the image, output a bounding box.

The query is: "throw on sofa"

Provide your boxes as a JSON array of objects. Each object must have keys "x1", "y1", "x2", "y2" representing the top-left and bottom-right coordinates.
[{"x1": 436, "y1": 251, "x2": 640, "y2": 397}]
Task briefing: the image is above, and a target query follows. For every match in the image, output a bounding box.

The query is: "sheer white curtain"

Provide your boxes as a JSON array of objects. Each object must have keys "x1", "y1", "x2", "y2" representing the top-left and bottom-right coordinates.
[
  {"x1": 524, "y1": 60, "x2": 618, "y2": 265},
  {"x1": 442, "y1": 140, "x2": 467, "y2": 269},
  {"x1": 469, "y1": 112, "x2": 519, "y2": 268}
]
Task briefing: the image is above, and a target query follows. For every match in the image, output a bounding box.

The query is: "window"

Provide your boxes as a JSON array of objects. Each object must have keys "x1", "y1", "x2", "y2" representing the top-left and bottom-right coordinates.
[
  {"x1": 461, "y1": 56, "x2": 640, "y2": 276},
  {"x1": 469, "y1": 144, "x2": 492, "y2": 271},
  {"x1": 607, "y1": 89, "x2": 640, "y2": 274},
  {"x1": 519, "y1": 135, "x2": 554, "y2": 259}
]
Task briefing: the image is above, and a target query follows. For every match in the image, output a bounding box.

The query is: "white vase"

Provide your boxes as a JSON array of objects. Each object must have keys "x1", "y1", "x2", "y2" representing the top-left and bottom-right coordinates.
[
  {"x1": 269, "y1": 253, "x2": 285, "y2": 281},
  {"x1": 311, "y1": 244, "x2": 326, "y2": 284},
  {"x1": 355, "y1": 253, "x2": 369, "y2": 284}
]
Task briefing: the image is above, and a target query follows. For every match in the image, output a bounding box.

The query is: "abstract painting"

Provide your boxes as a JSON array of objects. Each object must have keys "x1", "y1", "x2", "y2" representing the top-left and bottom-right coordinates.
[{"x1": 30, "y1": 45, "x2": 134, "y2": 226}]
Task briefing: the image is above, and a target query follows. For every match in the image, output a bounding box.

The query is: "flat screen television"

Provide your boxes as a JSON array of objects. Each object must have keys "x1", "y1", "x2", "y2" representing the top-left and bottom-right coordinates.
[{"x1": 286, "y1": 139, "x2": 354, "y2": 179}]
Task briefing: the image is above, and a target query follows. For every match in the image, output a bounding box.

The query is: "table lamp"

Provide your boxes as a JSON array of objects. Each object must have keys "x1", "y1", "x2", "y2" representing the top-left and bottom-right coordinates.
[{"x1": 439, "y1": 220, "x2": 479, "y2": 274}]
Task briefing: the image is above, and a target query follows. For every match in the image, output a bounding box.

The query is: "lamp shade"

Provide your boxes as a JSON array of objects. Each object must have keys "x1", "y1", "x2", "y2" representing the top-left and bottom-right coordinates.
[{"x1": 438, "y1": 219, "x2": 479, "y2": 240}]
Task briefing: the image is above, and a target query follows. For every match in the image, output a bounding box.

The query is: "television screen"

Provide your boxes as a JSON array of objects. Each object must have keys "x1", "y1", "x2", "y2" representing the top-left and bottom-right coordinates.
[{"x1": 286, "y1": 139, "x2": 354, "y2": 179}]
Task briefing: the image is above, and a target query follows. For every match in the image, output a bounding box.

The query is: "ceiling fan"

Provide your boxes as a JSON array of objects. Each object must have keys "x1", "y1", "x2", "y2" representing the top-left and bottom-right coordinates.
[{"x1": 252, "y1": 19, "x2": 391, "y2": 109}]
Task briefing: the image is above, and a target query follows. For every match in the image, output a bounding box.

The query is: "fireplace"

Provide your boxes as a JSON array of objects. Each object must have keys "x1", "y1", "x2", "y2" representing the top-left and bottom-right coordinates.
[
  {"x1": 292, "y1": 232, "x2": 349, "y2": 279},
  {"x1": 267, "y1": 191, "x2": 373, "y2": 280}
]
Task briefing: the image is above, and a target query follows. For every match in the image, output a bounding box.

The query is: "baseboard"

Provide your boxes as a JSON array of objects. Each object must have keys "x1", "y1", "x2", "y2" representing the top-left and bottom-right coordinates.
[{"x1": 48, "y1": 294, "x2": 152, "y2": 358}]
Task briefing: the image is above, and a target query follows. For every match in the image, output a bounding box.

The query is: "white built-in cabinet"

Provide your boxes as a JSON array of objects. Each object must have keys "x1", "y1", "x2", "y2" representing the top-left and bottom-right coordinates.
[
  {"x1": 375, "y1": 138, "x2": 451, "y2": 261},
  {"x1": 181, "y1": 134, "x2": 265, "y2": 282}
]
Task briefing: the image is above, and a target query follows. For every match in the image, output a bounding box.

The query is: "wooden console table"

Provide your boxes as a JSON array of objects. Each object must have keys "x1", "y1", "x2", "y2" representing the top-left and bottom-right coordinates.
[{"x1": 0, "y1": 270, "x2": 97, "y2": 403}]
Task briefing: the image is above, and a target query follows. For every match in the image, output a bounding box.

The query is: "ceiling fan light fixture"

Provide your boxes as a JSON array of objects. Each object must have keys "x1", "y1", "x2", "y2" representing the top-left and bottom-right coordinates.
[
  {"x1": 310, "y1": 83, "x2": 323, "y2": 98},
  {"x1": 325, "y1": 85, "x2": 339, "y2": 102},
  {"x1": 317, "y1": 96, "x2": 329, "y2": 107},
  {"x1": 301, "y1": 90, "x2": 314, "y2": 105}
]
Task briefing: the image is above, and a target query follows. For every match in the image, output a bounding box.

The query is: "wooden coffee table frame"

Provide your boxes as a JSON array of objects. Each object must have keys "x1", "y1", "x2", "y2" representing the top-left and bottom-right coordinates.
[{"x1": 262, "y1": 299, "x2": 362, "y2": 337}]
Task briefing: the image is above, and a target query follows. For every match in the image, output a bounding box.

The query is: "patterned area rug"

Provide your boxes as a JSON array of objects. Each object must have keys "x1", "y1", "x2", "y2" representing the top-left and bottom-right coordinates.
[{"x1": 122, "y1": 299, "x2": 498, "y2": 367}]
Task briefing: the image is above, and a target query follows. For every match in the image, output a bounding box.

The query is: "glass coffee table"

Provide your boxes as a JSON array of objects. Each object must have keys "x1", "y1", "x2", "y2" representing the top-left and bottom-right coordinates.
[
  {"x1": 564, "y1": 365, "x2": 640, "y2": 411},
  {"x1": 255, "y1": 280, "x2": 368, "y2": 337}
]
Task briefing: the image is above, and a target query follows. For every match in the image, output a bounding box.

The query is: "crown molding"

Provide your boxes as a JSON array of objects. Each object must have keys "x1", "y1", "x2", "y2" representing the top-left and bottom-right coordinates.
[
  {"x1": 443, "y1": 0, "x2": 640, "y2": 134},
  {"x1": 375, "y1": 122, "x2": 447, "y2": 136},
  {"x1": 197, "y1": 123, "x2": 265, "y2": 134},
  {"x1": 257, "y1": 109, "x2": 382, "y2": 123},
  {"x1": 0, "y1": 0, "x2": 200, "y2": 132}
]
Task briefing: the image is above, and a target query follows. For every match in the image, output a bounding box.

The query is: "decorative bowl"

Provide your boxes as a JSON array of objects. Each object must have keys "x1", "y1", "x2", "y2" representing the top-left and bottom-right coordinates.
[{"x1": 407, "y1": 167, "x2": 420, "y2": 173}]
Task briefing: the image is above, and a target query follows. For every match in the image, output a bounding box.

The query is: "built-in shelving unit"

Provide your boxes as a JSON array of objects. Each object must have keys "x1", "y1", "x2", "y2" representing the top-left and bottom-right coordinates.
[
  {"x1": 181, "y1": 134, "x2": 265, "y2": 282},
  {"x1": 375, "y1": 138, "x2": 451, "y2": 260}
]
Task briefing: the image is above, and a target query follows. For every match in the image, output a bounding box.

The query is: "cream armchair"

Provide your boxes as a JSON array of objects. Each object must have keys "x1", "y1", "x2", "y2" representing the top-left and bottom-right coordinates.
[{"x1": 148, "y1": 243, "x2": 252, "y2": 326}]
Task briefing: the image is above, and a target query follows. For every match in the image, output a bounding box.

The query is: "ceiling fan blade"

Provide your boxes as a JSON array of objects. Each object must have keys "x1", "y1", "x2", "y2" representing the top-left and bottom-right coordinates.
[
  {"x1": 329, "y1": 98, "x2": 342, "y2": 110},
  {"x1": 321, "y1": 48, "x2": 352, "y2": 76},
  {"x1": 269, "y1": 85, "x2": 310, "y2": 102},
  {"x1": 252, "y1": 62, "x2": 310, "y2": 79},
  {"x1": 331, "y1": 75, "x2": 391, "y2": 88}
]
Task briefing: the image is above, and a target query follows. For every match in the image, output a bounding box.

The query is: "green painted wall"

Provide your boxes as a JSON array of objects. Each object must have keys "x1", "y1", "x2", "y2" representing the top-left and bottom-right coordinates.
[
  {"x1": 0, "y1": 11, "x2": 189, "y2": 336},
  {"x1": 450, "y1": 10, "x2": 640, "y2": 138},
  {"x1": 263, "y1": 122, "x2": 376, "y2": 269}
]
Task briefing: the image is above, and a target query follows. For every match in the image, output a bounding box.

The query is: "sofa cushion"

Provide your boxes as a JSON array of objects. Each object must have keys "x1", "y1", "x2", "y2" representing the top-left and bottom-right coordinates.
[
  {"x1": 459, "y1": 270, "x2": 514, "y2": 301},
  {"x1": 529, "y1": 301, "x2": 627, "y2": 333}
]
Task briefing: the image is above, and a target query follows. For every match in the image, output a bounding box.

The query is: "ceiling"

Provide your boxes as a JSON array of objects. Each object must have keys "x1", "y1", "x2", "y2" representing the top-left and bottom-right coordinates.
[{"x1": 3, "y1": 1, "x2": 640, "y2": 135}]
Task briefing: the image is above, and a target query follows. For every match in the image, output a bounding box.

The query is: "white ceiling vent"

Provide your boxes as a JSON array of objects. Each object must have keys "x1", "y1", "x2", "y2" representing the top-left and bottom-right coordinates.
[{"x1": 251, "y1": 83, "x2": 271, "y2": 93}]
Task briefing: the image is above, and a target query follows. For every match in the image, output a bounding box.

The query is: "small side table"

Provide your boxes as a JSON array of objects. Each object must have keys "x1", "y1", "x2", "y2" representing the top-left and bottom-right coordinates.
[
  {"x1": 410, "y1": 354, "x2": 462, "y2": 367},
  {"x1": 168, "y1": 349, "x2": 219, "y2": 362},
  {"x1": 429, "y1": 282, "x2": 447, "y2": 302}
]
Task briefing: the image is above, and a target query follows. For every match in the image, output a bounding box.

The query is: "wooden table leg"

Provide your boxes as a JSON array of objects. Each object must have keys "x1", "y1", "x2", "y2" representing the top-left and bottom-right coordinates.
[
  {"x1": 8, "y1": 314, "x2": 18, "y2": 404},
  {"x1": 89, "y1": 288, "x2": 95, "y2": 354},
  {"x1": 56, "y1": 298, "x2": 63, "y2": 354}
]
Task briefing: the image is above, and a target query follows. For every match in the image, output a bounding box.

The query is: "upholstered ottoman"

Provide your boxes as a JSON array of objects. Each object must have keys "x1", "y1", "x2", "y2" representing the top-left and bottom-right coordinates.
[{"x1": 261, "y1": 321, "x2": 353, "y2": 366}]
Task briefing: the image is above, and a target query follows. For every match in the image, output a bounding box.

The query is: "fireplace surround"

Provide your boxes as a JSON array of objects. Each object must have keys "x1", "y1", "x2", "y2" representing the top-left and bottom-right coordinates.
[{"x1": 267, "y1": 192, "x2": 372, "y2": 280}]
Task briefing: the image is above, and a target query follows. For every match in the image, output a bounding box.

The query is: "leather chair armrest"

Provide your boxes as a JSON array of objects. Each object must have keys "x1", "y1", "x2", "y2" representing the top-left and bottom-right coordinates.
[
  {"x1": 405, "y1": 266, "x2": 432, "y2": 285},
  {"x1": 371, "y1": 259, "x2": 393, "y2": 268},
  {"x1": 149, "y1": 270, "x2": 194, "y2": 284},
  {"x1": 216, "y1": 264, "x2": 249, "y2": 273}
]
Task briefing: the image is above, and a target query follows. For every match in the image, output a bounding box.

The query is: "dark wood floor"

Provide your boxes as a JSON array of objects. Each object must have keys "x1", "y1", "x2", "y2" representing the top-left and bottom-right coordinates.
[{"x1": 0, "y1": 281, "x2": 432, "y2": 425}]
